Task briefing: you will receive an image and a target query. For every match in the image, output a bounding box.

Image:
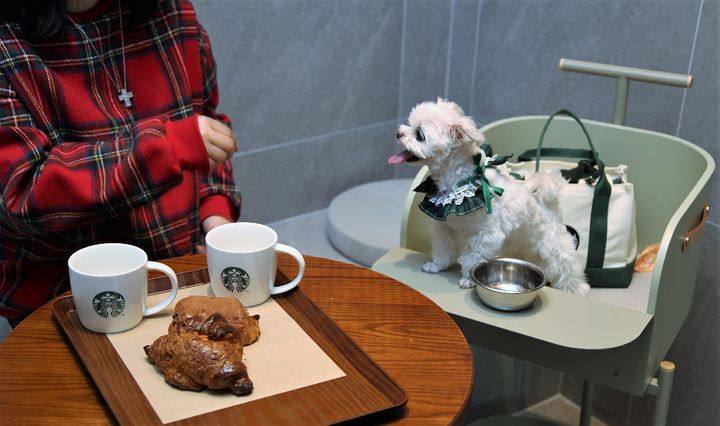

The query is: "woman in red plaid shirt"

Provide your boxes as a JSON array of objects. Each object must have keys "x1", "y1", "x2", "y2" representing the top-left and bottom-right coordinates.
[{"x1": 0, "y1": 0, "x2": 241, "y2": 325}]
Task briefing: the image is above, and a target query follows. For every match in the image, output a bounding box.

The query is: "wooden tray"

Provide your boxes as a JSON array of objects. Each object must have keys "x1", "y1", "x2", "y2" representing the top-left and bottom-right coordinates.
[{"x1": 51, "y1": 268, "x2": 407, "y2": 425}]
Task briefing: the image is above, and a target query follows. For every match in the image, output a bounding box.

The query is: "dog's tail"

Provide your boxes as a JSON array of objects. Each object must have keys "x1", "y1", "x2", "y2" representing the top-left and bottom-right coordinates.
[{"x1": 524, "y1": 170, "x2": 565, "y2": 217}]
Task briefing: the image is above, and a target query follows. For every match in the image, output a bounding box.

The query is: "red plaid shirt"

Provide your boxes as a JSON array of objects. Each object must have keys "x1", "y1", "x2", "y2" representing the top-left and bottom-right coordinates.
[{"x1": 0, "y1": 0, "x2": 241, "y2": 319}]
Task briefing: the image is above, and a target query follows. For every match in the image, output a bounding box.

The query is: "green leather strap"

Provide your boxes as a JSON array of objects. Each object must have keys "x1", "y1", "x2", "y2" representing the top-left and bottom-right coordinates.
[
  {"x1": 585, "y1": 259, "x2": 636, "y2": 287},
  {"x1": 588, "y1": 173, "x2": 611, "y2": 269}
]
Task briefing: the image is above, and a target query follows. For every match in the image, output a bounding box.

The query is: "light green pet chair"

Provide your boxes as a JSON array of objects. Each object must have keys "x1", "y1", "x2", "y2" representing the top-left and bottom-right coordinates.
[{"x1": 373, "y1": 59, "x2": 714, "y2": 426}]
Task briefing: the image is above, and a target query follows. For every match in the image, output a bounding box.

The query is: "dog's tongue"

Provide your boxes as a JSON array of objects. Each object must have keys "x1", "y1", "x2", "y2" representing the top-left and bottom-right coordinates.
[{"x1": 388, "y1": 150, "x2": 414, "y2": 165}]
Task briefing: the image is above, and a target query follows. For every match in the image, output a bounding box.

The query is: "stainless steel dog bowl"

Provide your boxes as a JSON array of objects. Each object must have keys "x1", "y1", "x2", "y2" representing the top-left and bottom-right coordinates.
[{"x1": 471, "y1": 258, "x2": 546, "y2": 311}]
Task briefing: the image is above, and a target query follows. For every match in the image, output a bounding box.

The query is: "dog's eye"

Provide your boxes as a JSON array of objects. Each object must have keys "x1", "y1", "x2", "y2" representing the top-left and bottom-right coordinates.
[{"x1": 415, "y1": 128, "x2": 425, "y2": 142}]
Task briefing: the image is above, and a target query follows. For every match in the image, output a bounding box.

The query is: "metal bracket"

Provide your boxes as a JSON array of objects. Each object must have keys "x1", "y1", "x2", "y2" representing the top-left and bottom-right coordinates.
[{"x1": 559, "y1": 58, "x2": 693, "y2": 125}]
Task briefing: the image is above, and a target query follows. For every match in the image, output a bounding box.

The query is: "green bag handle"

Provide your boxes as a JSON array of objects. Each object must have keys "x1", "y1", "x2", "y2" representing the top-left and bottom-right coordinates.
[
  {"x1": 534, "y1": 109, "x2": 613, "y2": 273},
  {"x1": 517, "y1": 148, "x2": 595, "y2": 163},
  {"x1": 533, "y1": 109, "x2": 601, "y2": 170}
]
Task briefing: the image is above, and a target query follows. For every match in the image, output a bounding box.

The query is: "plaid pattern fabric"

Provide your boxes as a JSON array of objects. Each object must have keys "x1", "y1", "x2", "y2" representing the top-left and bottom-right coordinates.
[
  {"x1": 414, "y1": 146, "x2": 509, "y2": 221},
  {"x1": 414, "y1": 177, "x2": 490, "y2": 221},
  {"x1": 0, "y1": 0, "x2": 241, "y2": 318}
]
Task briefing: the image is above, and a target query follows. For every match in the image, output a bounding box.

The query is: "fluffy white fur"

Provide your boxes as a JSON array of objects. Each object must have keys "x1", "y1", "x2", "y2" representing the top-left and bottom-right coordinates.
[{"x1": 392, "y1": 98, "x2": 589, "y2": 296}]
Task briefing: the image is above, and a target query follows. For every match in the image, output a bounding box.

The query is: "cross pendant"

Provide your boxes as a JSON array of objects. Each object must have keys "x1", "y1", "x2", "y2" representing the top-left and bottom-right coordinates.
[{"x1": 118, "y1": 88, "x2": 133, "y2": 108}]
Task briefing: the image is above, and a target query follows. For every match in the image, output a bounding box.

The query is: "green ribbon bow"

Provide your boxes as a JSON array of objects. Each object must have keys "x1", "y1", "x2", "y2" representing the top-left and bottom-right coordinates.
[{"x1": 469, "y1": 154, "x2": 505, "y2": 214}]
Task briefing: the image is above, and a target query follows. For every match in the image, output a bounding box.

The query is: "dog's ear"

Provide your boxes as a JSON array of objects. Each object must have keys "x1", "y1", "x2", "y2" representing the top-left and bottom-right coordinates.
[
  {"x1": 450, "y1": 124, "x2": 470, "y2": 142},
  {"x1": 450, "y1": 118, "x2": 485, "y2": 145}
]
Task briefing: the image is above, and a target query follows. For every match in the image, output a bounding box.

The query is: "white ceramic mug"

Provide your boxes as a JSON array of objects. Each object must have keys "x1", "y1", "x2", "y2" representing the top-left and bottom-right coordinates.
[
  {"x1": 205, "y1": 222, "x2": 305, "y2": 307},
  {"x1": 68, "y1": 243, "x2": 179, "y2": 333}
]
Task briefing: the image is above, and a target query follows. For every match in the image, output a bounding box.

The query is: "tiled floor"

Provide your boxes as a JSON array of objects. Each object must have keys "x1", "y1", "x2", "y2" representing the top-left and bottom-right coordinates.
[{"x1": 517, "y1": 394, "x2": 608, "y2": 426}]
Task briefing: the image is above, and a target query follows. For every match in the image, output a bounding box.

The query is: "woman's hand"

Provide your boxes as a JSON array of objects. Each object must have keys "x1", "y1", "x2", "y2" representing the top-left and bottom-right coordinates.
[
  {"x1": 202, "y1": 215, "x2": 231, "y2": 234},
  {"x1": 198, "y1": 115, "x2": 237, "y2": 165},
  {"x1": 196, "y1": 215, "x2": 232, "y2": 253}
]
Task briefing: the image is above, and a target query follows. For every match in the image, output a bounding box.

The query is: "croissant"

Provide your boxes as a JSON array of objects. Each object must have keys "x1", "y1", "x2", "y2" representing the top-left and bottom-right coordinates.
[
  {"x1": 144, "y1": 296, "x2": 260, "y2": 396},
  {"x1": 171, "y1": 296, "x2": 260, "y2": 345}
]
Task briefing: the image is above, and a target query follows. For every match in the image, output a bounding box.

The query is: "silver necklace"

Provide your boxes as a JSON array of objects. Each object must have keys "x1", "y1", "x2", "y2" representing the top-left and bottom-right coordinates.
[{"x1": 67, "y1": 2, "x2": 133, "y2": 108}]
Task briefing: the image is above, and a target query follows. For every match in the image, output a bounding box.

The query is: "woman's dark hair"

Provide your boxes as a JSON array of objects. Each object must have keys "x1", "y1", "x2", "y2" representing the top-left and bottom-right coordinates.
[{"x1": 1, "y1": 0, "x2": 158, "y2": 42}]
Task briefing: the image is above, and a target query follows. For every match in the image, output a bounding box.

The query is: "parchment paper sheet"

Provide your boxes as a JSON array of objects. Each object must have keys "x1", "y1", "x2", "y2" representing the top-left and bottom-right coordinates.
[{"x1": 107, "y1": 285, "x2": 346, "y2": 424}]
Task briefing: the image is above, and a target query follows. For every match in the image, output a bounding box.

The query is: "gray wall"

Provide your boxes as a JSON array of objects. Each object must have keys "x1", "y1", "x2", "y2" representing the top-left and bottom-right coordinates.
[{"x1": 194, "y1": 0, "x2": 719, "y2": 425}]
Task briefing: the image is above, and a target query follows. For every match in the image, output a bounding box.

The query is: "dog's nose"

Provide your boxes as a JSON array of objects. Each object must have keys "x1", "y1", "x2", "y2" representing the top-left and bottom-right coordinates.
[{"x1": 396, "y1": 131, "x2": 404, "y2": 139}]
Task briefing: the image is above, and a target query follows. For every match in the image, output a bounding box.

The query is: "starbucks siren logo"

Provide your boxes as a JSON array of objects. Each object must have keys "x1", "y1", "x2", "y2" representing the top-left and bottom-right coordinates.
[
  {"x1": 92, "y1": 291, "x2": 126, "y2": 318},
  {"x1": 221, "y1": 266, "x2": 251, "y2": 293}
]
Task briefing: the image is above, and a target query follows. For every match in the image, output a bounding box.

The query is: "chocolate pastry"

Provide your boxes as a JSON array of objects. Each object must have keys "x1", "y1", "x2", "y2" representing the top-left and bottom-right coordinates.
[
  {"x1": 171, "y1": 296, "x2": 260, "y2": 345},
  {"x1": 144, "y1": 296, "x2": 260, "y2": 396}
]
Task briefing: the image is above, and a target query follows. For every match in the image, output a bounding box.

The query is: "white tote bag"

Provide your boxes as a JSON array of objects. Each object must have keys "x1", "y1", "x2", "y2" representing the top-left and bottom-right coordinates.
[{"x1": 506, "y1": 110, "x2": 637, "y2": 287}]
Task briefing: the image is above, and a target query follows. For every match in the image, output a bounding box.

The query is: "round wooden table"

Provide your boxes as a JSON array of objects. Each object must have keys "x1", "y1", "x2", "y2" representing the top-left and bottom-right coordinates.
[{"x1": 0, "y1": 255, "x2": 472, "y2": 425}]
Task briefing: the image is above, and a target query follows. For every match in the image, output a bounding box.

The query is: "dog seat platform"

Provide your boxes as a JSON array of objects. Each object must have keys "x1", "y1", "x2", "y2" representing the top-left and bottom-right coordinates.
[{"x1": 374, "y1": 248, "x2": 652, "y2": 350}]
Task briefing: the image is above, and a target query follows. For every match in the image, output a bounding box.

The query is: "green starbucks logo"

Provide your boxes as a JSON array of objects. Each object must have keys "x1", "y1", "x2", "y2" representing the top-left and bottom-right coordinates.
[
  {"x1": 92, "y1": 291, "x2": 126, "y2": 318},
  {"x1": 221, "y1": 266, "x2": 250, "y2": 293}
]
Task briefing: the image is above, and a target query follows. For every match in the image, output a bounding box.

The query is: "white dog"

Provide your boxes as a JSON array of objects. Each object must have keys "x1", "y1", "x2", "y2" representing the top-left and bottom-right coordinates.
[{"x1": 389, "y1": 99, "x2": 589, "y2": 295}]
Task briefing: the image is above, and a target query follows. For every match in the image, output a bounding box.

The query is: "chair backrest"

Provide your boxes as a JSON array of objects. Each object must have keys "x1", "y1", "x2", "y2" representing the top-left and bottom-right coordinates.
[{"x1": 400, "y1": 115, "x2": 715, "y2": 373}]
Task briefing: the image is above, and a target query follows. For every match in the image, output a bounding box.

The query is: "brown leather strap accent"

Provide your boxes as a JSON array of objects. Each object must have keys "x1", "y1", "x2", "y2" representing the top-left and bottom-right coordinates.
[{"x1": 681, "y1": 202, "x2": 710, "y2": 252}]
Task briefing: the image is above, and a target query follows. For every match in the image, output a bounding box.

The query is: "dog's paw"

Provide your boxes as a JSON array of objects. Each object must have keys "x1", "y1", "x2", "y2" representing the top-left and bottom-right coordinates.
[
  {"x1": 577, "y1": 283, "x2": 591, "y2": 297},
  {"x1": 458, "y1": 278, "x2": 476, "y2": 289},
  {"x1": 422, "y1": 262, "x2": 443, "y2": 274}
]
